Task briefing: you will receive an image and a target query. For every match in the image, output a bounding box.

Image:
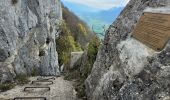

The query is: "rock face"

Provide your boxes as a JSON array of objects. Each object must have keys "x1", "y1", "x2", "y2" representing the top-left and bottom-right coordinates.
[
  {"x1": 0, "y1": 0, "x2": 62, "y2": 83},
  {"x1": 85, "y1": 0, "x2": 170, "y2": 100}
]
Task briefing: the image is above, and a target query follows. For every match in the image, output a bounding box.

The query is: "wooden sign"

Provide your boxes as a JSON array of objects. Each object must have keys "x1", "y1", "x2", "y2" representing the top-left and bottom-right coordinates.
[{"x1": 132, "y1": 12, "x2": 170, "y2": 51}]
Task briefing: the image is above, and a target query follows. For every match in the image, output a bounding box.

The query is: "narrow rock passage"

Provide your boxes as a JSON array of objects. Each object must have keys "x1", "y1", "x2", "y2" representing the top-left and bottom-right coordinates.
[{"x1": 0, "y1": 76, "x2": 78, "y2": 100}]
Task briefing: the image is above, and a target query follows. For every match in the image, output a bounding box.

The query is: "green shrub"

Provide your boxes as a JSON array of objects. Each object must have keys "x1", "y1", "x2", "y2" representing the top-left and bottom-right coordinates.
[
  {"x1": 75, "y1": 83, "x2": 86, "y2": 98},
  {"x1": 64, "y1": 36, "x2": 100, "y2": 98},
  {"x1": 14, "y1": 74, "x2": 29, "y2": 85},
  {"x1": 87, "y1": 36, "x2": 100, "y2": 65},
  {"x1": 56, "y1": 35, "x2": 82, "y2": 66},
  {"x1": 11, "y1": 0, "x2": 18, "y2": 5},
  {"x1": 56, "y1": 22, "x2": 82, "y2": 66},
  {"x1": 0, "y1": 83, "x2": 15, "y2": 92},
  {"x1": 64, "y1": 70, "x2": 80, "y2": 80}
]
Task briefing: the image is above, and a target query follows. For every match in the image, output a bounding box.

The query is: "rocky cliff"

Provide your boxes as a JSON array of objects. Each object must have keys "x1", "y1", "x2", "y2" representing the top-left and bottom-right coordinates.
[
  {"x1": 0, "y1": 0, "x2": 62, "y2": 83},
  {"x1": 85, "y1": 0, "x2": 170, "y2": 100}
]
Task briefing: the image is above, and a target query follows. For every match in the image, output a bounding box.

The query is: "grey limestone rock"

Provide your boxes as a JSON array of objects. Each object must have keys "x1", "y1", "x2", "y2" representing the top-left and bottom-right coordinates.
[
  {"x1": 85, "y1": 0, "x2": 170, "y2": 100},
  {"x1": 0, "y1": 0, "x2": 62, "y2": 83}
]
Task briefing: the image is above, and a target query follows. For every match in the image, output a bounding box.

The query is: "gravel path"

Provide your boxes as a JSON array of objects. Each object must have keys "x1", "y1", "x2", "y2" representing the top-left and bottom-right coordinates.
[{"x1": 0, "y1": 76, "x2": 78, "y2": 100}]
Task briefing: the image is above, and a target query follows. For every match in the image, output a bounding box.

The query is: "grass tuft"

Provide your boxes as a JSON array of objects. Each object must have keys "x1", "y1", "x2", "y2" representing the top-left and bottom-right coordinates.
[
  {"x1": 14, "y1": 74, "x2": 29, "y2": 85},
  {"x1": 0, "y1": 83, "x2": 15, "y2": 92}
]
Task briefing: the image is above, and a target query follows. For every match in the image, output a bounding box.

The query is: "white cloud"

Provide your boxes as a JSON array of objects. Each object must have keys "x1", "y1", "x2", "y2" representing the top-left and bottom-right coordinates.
[{"x1": 62, "y1": 0, "x2": 130, "y2": 10}]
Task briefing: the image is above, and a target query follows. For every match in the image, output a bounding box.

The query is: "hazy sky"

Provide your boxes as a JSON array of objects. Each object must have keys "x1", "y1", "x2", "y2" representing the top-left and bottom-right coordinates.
[{"x1": 61, "y1": 0, "x2": 130, "y2": 10}]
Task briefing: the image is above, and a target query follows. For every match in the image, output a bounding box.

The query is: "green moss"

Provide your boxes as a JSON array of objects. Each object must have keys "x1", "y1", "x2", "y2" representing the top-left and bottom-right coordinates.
[
  {"x1": 0, "y1": 83, "x2": 15, "y2": 92},
  {"x1": 14, "y1": 74, "x2": 29, "y2": 85}
]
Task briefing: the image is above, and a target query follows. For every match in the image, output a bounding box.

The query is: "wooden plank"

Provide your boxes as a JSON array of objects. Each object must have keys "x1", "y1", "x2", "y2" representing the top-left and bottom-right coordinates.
[{"x1": 132, "y1": 12, "x2": 170, "y2": 51}]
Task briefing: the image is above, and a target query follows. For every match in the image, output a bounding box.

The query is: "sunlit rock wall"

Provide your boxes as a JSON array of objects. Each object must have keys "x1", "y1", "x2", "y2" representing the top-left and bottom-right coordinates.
[{"x1": 85, "y1": 0, "x2": 170, "y2": 100}]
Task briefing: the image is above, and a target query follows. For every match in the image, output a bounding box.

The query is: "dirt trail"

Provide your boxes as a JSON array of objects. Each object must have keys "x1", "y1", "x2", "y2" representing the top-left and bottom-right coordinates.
[{"x1": 0, "y1": 76, "x2": 78, "y2": 100}]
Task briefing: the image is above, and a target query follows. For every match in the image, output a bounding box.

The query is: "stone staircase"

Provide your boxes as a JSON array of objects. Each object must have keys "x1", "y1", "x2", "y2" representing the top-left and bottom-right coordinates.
[
  {"x1": 13, "y1": 76, "x2": 56, "y2": 100},
  {"x1": 0, "y1": 76, "x2": 78, "y2": 100}
]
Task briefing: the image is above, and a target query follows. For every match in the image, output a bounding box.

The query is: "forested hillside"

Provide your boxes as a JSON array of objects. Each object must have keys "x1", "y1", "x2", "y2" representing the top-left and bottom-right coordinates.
[
  {"x1": 62, "y1": 5, "x2": 93, "y2": 49},
  {"x1": 56, "y1": 5, "x2": 99, "y2": 69}
]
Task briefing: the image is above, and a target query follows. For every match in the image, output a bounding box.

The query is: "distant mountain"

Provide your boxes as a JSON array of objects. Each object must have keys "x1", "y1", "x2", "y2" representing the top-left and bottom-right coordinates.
[
  {"x1": 77, "y1": 7, "x2": 123, "y2": 38},
  {"x1": 61, "y1": 1, "x2": 99, "y2": 14},
  {"x1": 65, "y1": 4, "x2": 123, "y2": 24},
  {"x1": 96, "y1": 7, "x2": 124, "y2": 23},
  {"x1": 61, "y1": 1, "x2": 123, "y2": 38}
]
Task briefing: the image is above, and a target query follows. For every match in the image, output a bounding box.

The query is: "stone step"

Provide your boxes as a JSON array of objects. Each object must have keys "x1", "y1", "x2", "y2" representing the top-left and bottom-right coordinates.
[
  {"x1": 13, "y1": 97, "x2": 47, "y2": 100},
  {"x1": 31, "y1": 80, "x2": 54, "y2": 85},
  {"x1": 37, "y1": 77, "x2": 55, "y2": 81},
  {"x1": 24, "y1": 87, "x2": 50, "y2": 91}
]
